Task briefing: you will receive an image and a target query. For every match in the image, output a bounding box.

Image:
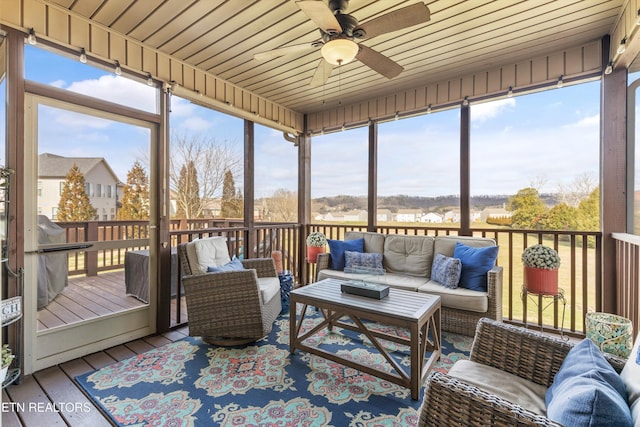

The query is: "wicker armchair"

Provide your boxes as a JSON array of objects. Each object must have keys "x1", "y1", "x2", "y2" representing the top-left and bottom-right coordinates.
[
  {"x1": 419, "y1": 318, "x2": 626, "y2": 427},
  {"x1": 177, "y1": 237, "x2": 281, "y2": 346}
]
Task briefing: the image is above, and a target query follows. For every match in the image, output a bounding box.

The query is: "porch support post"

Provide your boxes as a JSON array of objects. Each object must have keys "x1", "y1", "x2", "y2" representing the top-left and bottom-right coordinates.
[
  {"x1": 460, "y1": 103, "x2": 471, "y2": 235},
  {"x1": 299, "y1": 116, "x2": 311, "y2": 284},
  {"x1": 4, "y1": 26, "x2": 25, "y2": 369},
  {"x1": 156, "y1": 87, "x2": 171, "y2": 332},
  {"x1": 601, "y1": 64, "x2": 628, "y2": 314},
  {"x1": 244, "y1": 120, "x2": 255, "y2": 258},
  {"x1": 367, "y1": 121, "x2": 377, "y2": 232}
]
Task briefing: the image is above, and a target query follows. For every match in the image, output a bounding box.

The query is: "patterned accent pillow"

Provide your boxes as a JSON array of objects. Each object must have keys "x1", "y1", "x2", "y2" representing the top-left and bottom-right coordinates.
[
  {"x1": 344, "y1": 251, "x2": 383, "y2": 272},
  {"x1": 431, "y1": 253, "x2": 462, "y2": 289}
]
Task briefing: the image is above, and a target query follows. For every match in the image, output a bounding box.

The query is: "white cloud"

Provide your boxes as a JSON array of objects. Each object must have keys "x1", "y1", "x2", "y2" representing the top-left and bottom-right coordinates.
[
  {"x1": 40, "y1": 106, "x2": 112, "y2": 130},
  {"x1": 471, "y1": 98, "x2": 516, "y2": 123},
  {"x1": 49, "y1": 79, "x2": 66, "y2": 88},
  {"x1": 64, "y1": 75, "x2": 157, "y2": 112},
  {"x1": 567, "y1": 114, "x2": 599, "y2": 128},
  {"x1": 170, "y1": 97, "x2": 196, "y2": 117},
  {"x1": 180, "y1": 116, "x2": 212, "y2": 132}
]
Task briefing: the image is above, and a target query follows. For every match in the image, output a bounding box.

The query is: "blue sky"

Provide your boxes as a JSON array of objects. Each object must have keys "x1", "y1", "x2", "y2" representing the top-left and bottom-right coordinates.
[
  {"x1": 14, "y1": 45, "x2": 601, "y2": 199},
  {"x1": 311, "y1": 82, "x2": 600, "y2": 197}
]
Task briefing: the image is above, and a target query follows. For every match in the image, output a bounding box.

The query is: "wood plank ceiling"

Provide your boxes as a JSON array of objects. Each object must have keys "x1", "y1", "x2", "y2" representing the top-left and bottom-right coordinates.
[{"x1": 45, "y1": 0, "x2": 625, "y2": 115}]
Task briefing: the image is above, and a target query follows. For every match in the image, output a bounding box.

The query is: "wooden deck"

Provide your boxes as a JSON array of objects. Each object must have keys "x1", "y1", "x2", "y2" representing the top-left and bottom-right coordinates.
[
  {"x1": 2, "y1": 326, "x2": 189, "y2": 426},
  {"x1": 0, "y1": 271, "x2": 190, "y2": 425},
  {"x1": 38, "y1": 271, "x2": 187, "y2": 331}
]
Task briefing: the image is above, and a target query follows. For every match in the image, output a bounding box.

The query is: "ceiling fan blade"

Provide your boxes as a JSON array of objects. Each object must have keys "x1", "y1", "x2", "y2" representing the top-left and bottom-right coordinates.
[
  {"x1": 254, "y1": 42, "x2": 318, "y2": 60},
  {"x1": 356, "y1": 45, "x2": 403, "y2": 79},
  {"x1": 310, "y1": 59, "x2": 334, "y2": 86},
  {"x1": 296, "y1": 0, "x2": 342, "y2": 34},
  {"x1": 356, "y1": 3, "x2": 430, "y2": 40}
]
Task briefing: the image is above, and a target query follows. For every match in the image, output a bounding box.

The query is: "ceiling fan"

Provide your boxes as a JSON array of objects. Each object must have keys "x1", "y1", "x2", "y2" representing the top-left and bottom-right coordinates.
[{"x1": 254, "y1": 0, "x2": 431, "y2": 86}]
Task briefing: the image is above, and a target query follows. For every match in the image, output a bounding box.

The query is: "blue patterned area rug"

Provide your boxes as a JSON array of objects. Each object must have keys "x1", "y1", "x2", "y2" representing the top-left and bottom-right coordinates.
[{"x1": 75, "y1": 312, "x2": 472, "y2": 427}]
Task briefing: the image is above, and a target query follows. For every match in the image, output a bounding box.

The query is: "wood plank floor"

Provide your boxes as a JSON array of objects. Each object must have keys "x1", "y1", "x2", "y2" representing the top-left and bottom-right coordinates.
[
  {"x1": 2, "y1": 326, "x2": 189, "y2": 426},
  {"x1": 38, "y1": 271, "x2": 187, "y2": 331}
]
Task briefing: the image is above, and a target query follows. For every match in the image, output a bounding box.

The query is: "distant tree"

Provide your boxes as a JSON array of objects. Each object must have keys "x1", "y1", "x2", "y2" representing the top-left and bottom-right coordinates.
[
  {"x1": 507, "y1": 187, "x2": 547, "y2": 229},
  {"x1": 486, "y1": 216, "x2": 512, "y2": 226},
  {"x1": 557, "y1": 173, "x2": 597, "y2": 208},
  {"x1": 57, "y1": 164, "x2": 97, "y2": 221},
  {"x1": 528, "y1": 176, "x2": 548, "y2": 192},
  {"x1": 576, "y1": 186, "x2": 600, "y2": 231},
  {"x1": 169, "y1": 132, "x2": 241, "y2": 218},
  {"x1": 175, "y1": 161, "x2": 201, "y2": 218},
  {"x1": 118, "y1": 161, "x2": 149, "y2": 220},
  {"x1": 265, "y1": 189, "x2": 298, "y2": 222},
  {"x1": 234, "y1": 189, "x2": 244, "y2": 218},
  {"x1": 220, "y1": 169, "x2": 243, "y2": 218},
  {"x1": 538, "y1": 203, "x2": 577, "y2": 230}
]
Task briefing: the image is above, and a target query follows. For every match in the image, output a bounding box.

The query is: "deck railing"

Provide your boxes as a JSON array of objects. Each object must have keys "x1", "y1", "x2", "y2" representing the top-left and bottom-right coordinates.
[
  {"x1": 52, "y1": 219, "x2": 608, "y2": 336},
  {"x1": 57, "y1": 220, "x2": 150, "y2": 275},
  {"x1": 612, "y1": 233, "x2": 640, "y2": 337},
  {"x1": 306, "y1": 224, "x2": 602, "y2": 337}
]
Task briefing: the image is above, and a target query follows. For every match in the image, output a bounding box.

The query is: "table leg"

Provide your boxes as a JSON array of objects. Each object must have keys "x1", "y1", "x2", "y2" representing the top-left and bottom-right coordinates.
[
  {"x1": 410, "y1": 322, "x2": 420, "y2": 400},
  {"x1": 289, "y1": 298, "x2": 297, "y2": 354}
]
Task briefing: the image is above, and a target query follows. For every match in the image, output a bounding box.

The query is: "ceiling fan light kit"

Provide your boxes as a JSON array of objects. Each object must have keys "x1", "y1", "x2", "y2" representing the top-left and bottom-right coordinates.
[
  {"x1": 321, "y1": 39, "x2": 359, "y2": 65},
  {"x1": 254, "y1": 1, "x2": 430, "y2": 86}
]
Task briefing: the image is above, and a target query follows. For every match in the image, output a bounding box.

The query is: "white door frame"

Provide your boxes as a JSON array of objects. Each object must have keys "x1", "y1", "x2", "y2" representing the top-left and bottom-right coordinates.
[{"x1": 23, "y1": 93, "x2": 158, "y2": 374}]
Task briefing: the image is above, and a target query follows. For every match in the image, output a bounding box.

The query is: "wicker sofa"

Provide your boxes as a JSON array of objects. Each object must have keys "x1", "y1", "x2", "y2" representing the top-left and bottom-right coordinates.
[
  {"x1": 419, "y1": 318, "x2": 636, "y2": 427},
  {"x1": 316, "y1": 231, "x2": 502, "y2": 336}
]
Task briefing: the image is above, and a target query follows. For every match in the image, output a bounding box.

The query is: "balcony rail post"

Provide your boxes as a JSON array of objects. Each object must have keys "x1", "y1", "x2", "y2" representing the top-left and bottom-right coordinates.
[
  {"x1": 178, "y1": 219, "x2": 188, "y2": 243},
  {"x1": 86, "y1": 221, "x2": 98, "y2": 276}
]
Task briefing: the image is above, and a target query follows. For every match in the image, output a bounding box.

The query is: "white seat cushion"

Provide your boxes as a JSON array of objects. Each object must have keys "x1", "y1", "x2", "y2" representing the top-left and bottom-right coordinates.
[
  {"x1": 316, "y1": 269, "x2": 427, "y2": 291},
  {"x1": 191, "y1": 237, "x2": 231, "y2": 274},
  {"x1": 365, "y1": 272, "x2": 427, "y2": 291},
  {"x1": 257, "y1": 276, "x2": 280, "y2": 305},
  {"x1": 417, "y1": 280, "x2": 488, "y2": 312},
  {"x1": 448, "y1": 359, "x2": 548, "y2": 416}
]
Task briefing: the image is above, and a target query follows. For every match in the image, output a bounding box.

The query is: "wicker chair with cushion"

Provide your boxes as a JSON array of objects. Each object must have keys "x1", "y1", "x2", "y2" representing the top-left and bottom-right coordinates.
[
  {"x1": 177, "y1": 236, "x2": 281, "y2": 346},
  {"x1": 419, "y1": 318, "x2": 630, "y2": 427}
]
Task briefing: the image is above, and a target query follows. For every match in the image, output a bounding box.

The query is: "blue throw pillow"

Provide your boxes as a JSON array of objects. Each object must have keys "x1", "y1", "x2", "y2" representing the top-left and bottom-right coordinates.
[
  {"x1": 344, "y1": 251, "x2": 383, "y2": 272},
  {"x1": 546, "y1": 339, "x2": 632, "y2": 427},
  {"x1": 207, "y1": 257, "x2": 245, "y2": 272},
  {"x1": 431, "y1": 253, "x2": 462, "y2": 289},
  {"x1": 453, "y1": 242, "x2": 499, "y2": 292},
  {"x1": 327, "y1": 238, "x2": 364, "y2": 271}
]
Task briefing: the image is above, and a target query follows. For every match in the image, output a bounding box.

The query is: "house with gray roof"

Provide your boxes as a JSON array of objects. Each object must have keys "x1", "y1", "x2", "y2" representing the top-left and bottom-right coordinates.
[{"x1": 38, "y1": 153, "x2": 122, "y2": 220}]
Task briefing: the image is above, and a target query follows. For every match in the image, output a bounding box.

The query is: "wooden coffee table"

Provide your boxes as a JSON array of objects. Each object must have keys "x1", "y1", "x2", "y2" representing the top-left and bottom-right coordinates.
[{"x1": 289, "y1": 278, "x2": 441, "y2": 400}]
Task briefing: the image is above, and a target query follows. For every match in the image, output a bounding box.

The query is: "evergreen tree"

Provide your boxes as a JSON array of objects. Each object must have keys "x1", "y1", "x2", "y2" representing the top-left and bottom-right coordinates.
[
  {"x1": 507, "y1": 187, "x2": 547, "y2": 229},
  {"x1": 57, "y1": 164, "x2": 97, "y2": 221},
  {"x1": 169, "y1": 132, "x2": 241, "y2": 219},
  {"x1": 176, "y1": 161, "x2": 201, "y2": 218},
  {"x1": 117, "y1": 161, "x2": 150, "y2": 220},
  {"x1": 538, "y1": 203, "x2": 578, "y2": 230},
  {"x1": 233, "y1": 189, "x2": 244, "y2": 218},
  {"x1": 220, "y1": 170, "x2": 243, "y2": 218},
  {"x1": 576, "y1": 186, "x2": 600, "y2": 234}
]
